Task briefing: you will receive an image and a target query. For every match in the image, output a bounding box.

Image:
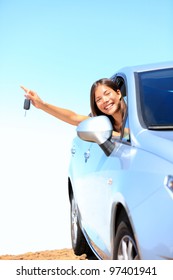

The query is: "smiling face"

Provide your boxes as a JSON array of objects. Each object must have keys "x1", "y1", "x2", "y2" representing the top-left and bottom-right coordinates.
[{"x1": 95, "y1": 84, "x2": 122, "y2": 116}]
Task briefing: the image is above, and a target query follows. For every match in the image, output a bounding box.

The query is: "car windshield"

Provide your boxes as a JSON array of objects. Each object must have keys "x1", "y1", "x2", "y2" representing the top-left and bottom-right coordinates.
[{"x1": 137, "y1": 68, "x2": 173, "y2": 129}]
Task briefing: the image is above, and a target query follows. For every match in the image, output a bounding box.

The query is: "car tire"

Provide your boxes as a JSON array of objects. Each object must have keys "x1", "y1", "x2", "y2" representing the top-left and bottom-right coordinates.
[
  {"x1": 114, "y1": 221, "x2": 139, "y2": 260},
  {"x1": 70, "y1": 194, "x2": 92, "y2": 256}
]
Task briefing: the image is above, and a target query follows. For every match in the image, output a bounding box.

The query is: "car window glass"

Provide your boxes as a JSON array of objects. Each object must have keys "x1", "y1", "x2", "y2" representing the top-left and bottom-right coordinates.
[{"x1": 137, "y1": 68, "x2": 173, "y2": 129}]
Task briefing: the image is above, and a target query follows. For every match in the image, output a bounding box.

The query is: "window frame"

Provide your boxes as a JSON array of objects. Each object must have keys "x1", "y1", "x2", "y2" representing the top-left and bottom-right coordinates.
[{"x1": 111, "y1": 74, "x2": 131, "y2": 144}]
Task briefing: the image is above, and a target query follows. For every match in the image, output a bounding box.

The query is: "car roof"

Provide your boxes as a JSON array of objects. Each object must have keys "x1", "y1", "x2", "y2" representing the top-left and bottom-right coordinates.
[{"x1": 117, "y1": 61, "x2": 173, "y2": 75}]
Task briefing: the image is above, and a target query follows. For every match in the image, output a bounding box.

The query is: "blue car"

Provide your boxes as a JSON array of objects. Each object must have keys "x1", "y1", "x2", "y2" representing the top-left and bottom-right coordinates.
[{"x1": 68, "y1": 61, "x2": 173, "y2": 260}]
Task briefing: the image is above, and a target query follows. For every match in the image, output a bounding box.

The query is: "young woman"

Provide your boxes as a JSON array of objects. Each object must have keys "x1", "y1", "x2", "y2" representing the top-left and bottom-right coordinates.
[{"x1": 21, "y1": 78, "x2": 127, "y2": 135}]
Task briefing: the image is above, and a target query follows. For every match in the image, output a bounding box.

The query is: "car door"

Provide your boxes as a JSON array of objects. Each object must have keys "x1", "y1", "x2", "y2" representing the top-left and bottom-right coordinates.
[{"x1": 72, "y1": 125, "x2": 132, "y2": 259}]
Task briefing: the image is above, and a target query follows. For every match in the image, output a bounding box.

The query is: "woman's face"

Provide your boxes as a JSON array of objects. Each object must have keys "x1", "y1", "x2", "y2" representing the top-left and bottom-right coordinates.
[{"x1": 94, "y1": 84, "x2": 122, "y2": 116}]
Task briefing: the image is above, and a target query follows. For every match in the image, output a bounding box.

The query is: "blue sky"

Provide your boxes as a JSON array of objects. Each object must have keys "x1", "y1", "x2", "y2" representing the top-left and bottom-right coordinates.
[{"x1": 0, "y1": 0, "x2": 173, "y2": 254}]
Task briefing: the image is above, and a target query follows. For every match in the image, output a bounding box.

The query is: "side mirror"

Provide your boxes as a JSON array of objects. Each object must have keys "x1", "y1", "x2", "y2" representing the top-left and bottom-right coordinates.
[{"x1": 76, "y1": 116, "x2": 115, "y2": 156}]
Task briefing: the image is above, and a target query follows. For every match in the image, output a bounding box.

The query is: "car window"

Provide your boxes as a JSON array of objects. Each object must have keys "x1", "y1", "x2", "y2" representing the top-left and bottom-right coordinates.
[{"x1": 137, "y1": 68, "x2": 173, "y2": 129}]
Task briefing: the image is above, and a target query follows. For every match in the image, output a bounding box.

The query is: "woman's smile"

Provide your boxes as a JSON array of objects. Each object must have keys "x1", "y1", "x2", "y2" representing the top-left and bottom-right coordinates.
[{"x1": 104, "y1": 102, "x2": 114, "y2": 111}]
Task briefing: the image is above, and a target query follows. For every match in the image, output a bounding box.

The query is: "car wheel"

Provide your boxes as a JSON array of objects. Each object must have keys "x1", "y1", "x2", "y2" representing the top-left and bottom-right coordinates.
[
  {"x1": 70, "y1": 194, "x2": 92, "y2": 256},
  {"x1": 114, "y1": 221, "x2": 139, "y2": 260}
]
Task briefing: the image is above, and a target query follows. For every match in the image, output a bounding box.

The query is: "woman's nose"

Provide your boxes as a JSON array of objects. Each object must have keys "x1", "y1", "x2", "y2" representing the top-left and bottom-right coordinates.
[{"x1": 102, "y1": 95, "x2": 109, "y2": 103}]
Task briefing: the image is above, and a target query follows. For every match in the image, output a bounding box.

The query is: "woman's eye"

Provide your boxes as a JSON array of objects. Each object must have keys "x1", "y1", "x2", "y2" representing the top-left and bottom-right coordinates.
[
  {"x1": 105, "y1": 91, "x2": 111, "y2": 96},
  {"x1": 96, "y1": 98, "x2": 101, "y2": 103}
]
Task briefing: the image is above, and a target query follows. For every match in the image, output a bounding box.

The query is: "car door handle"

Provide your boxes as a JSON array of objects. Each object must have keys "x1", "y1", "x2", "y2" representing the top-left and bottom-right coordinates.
[
  {"x1": 84, "y1": 149, "x2": 90, "y2": 163},
  {"x1": 71, "y1": 146, "x2": 76, "y2": 155}
]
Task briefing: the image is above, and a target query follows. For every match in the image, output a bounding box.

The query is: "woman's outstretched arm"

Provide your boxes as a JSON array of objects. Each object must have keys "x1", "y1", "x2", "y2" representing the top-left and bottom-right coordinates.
[{"x1": 21, "y1": 85, "x2": 89, "y2": 126}]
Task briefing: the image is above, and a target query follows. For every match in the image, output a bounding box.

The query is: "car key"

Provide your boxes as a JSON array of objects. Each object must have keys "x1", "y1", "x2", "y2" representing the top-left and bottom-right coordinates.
[{"x1": 24, "y1": 98, "x2": 31, "y2": 117}]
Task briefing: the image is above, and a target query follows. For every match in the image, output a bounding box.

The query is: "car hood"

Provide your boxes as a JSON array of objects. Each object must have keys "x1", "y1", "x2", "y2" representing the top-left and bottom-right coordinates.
[{"x1": 134, "y1": 129, "x2": 173, "y2": 163}]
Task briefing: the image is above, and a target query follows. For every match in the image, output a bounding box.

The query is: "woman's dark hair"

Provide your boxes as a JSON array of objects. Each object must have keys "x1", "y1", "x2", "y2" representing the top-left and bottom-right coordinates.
[{"x1": 90, "y1": 78, "x2": 119, "y2": 125}]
